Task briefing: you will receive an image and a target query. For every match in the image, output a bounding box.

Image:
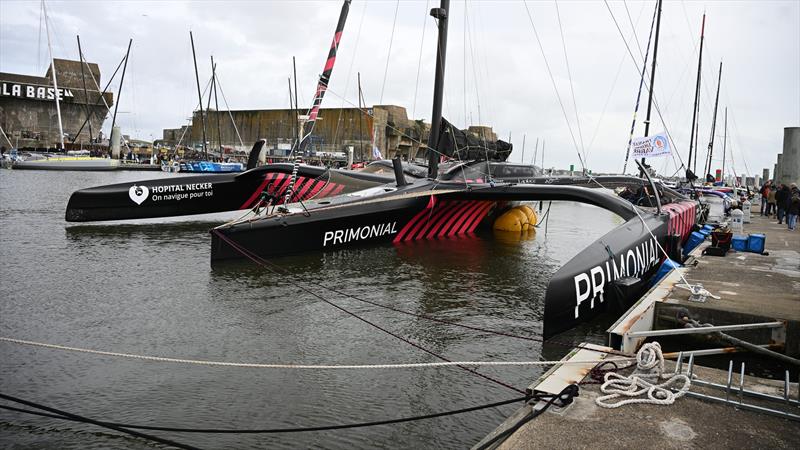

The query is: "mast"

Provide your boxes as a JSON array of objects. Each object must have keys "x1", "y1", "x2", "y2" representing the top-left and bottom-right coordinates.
[
  {"x1": 297, "y1": 0, "x2": 351, "y2": 153},
  {"x1": 687, "y1": 13, "x2": 705, "y2": 177},
  {"x1": 110, "y1": 39, "x2": 132, "y2": 142},
  {"x1": 521, "y1": 133, "x2": 526, "y2": 164},
  {"x1": 358, "y1": 71, "x2": 364, "y2": 162},
  {"x1": 704, "y1": 61, "x2": 722, "y2": 178},
  {"x1": 292, "y1": 56, "x2": 299, "y2": 148},
  {"x1": 641, "y1": 0, "x2": 662, "y2": 173},
  {"x1": 212, "y1": 56, "x2": 223, "y2": 156},
  {"x1": 426, "y1": 0, "x2": 450, "y2": 179},
  {"x1": 76, "y1": 35, "x2": 93, "y2": 143},
  {"x1": 531, "y1": 137, "x2": 539, "y2": 166},
  {"x1": 42, "y1": 0, "x2": 64, "y2": 150},
  {"x1": 190, "y1": 31, "x2": 207, "y2": 159},
  {"x1": 721, "y1": 107, "x2": 727, "y2": 182},
  {"x1": 283, "y1": 0, "x2": 351, "y2": 207}
]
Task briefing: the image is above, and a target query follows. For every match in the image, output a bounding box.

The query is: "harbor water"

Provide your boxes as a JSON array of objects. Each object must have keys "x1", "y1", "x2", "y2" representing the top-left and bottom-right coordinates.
[{"x1": 0, "y1": 170, "x2": 623, "y2": 448}]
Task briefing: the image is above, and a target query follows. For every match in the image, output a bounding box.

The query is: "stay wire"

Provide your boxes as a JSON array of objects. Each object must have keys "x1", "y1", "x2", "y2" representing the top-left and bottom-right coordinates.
[
  {"x1": 0, "y1": 393, "x2": 197, "y2": 450},
  {"x1": 554, "y1": 0, "x2": 587, "y2": 167},
  {"x1": 522, "y1": 1, "x2": 585, "y2": 172},
  {"x1": 212, "y1": 230, "x2": 525, "y2": 394},
  {"x1": 0, "y1": 394, "x2": 531, "y2": 434},
  {"x1": 379, "y1": 0, "x2": 400, "y2": 104}
]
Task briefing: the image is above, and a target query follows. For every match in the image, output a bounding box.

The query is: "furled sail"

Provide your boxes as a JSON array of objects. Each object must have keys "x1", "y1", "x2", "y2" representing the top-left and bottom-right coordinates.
[{"x1": 432, "y1": 118, "x2": 512, "y2": 162}]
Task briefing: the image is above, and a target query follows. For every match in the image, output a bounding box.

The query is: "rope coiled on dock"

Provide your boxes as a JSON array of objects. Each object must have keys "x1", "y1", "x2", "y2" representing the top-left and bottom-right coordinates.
[{"x1": 595, "y1": 342, "x2": 691, "y2": 408}]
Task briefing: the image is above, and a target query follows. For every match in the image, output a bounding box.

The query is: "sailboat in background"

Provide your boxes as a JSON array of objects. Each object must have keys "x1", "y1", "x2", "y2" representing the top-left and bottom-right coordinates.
[{"x1": 11, "y1": 0, "x2": 119, "y2": 171}]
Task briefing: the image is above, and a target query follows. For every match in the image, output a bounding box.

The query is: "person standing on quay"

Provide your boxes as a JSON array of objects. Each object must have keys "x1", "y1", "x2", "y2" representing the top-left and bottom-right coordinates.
[
  {"x1": 788, "y1": 191, "x2": 800, "y2": 231},
  {"x1": 776, "y1": 183, "x2": 790, "y2": 224},
  {"x1": 760, "y1": 180, "x2": 772, "y2": 215},
  {"x1": 767, "y1": 186, "x2": 778, "y2": 217}
]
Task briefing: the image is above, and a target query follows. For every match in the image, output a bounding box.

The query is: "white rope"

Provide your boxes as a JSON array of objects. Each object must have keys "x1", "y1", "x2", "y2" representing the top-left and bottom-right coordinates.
[
  {"x1": 0, "y1": 337, "x2": 633, "y2": 370},
  {"x1": 596, "y1": 342, "x2": 691, "y2": 408}
]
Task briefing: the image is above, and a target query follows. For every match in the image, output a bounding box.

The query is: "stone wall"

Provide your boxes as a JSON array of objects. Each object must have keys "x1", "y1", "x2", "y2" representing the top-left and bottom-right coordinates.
[{"x1": 0, "y1": 59, "x2": 113, "y2": 149}]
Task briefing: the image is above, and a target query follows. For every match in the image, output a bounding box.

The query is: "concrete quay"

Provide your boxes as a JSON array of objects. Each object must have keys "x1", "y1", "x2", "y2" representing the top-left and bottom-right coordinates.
[
  {"x1": 489, "y1": 360, "x2": 799, "y2": 450},
  {"x1": 476, "y1": 211, "x2": 800, "y2": 449},
  {"x1": 659, "y1": 213, "x2": 800, "y2": 357}
]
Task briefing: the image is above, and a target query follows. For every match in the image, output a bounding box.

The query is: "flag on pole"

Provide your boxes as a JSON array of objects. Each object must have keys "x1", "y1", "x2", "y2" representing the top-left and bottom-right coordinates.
[{"x1": 631, "y1": 132, "x2": 671, "y2": 158}]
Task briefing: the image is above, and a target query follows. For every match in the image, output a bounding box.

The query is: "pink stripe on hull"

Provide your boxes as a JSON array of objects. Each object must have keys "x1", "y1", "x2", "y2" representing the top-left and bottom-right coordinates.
[
  {"x1": 295, "y1": 179, "x2": 317, "y2": 200},
  {"x1": 239, "y1": 172, "x2": 276, "y2": 210},
  {"x1": 426, "y1": 201, "x2": 467, "y2": 239},
  {"x1": 464, "y1": 202, "x2": 496, "y2": 233},
  {"x1": 394, "y1": 204, "x2": 435, "y2": 243},
  {"x1": 448, "y1": 201, "x2": 485, "y2": 236},
  {"x1": 435, "y1": 202, "x2": 475, "y2": 238},
  {"x1": 411, "y1": 201, "x2": 459, "y2": 241}
]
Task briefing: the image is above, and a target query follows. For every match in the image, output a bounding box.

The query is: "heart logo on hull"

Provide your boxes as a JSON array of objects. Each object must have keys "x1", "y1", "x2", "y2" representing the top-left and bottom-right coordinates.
[{"x1": 129, "y1": 185, "x2": 149, "y2": 205}]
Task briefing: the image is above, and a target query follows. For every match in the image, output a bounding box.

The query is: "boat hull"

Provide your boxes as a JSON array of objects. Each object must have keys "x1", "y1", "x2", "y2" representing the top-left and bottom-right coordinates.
[{"x1": 13, "y1": 157, "x2": 120, "y2": 171}]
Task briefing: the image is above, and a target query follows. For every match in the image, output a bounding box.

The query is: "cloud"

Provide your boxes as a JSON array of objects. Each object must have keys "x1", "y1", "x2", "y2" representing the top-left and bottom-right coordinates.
[{"x1": 1, "y1": 0, "x2": 797, "y2": 175}]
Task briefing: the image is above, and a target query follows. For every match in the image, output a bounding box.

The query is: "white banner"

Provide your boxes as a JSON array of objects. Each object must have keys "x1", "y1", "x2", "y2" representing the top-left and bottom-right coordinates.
[{"x1": 631, "y1": 132, "x2": 671, "y2": 158}]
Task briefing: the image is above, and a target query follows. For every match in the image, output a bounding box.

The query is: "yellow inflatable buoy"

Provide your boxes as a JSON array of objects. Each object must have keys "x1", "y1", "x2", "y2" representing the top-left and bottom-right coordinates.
[{"x1": 493, "y1": 205, "x2": 538, "y2": 232}]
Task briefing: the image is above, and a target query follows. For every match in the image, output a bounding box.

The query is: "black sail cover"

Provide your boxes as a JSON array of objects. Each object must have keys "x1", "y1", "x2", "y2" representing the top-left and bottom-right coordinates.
[{"x1": 432, "y1": 118, "x2": 512, "y2": 161}]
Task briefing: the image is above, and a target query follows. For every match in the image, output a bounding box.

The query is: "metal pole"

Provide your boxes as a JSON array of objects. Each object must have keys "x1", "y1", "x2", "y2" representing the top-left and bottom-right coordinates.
[
  {"x1": 292, "y1": 56, "x2": 299, "y2": 148},
  {"x1": 110, "y1": 38, "x2": 132, "y2": 139},
  {"x1": 71, "y1": 55, "x2": 125, "y2": 143},
  {"x1": 358, "y1": 71, "x2": 364, "y2": 162},
  {"x1": 687, "y1": 13, "x2": 705, "y2": 176},
  {"x1": 426, "y1": 0, "x2": 450, "y2": 179},
  {"x1": 190, "y1": 31, "x2": 207, "y2": 159},
  {"x1": 42, "y1": 0, "x2": 64, "y2": 150},
  {"x1": 722, "y1": 107, "x2": 727, "y2": 181},
  {"x1": 641, "y1": 0, "x2": 662, "y2": 173},
  {"x1": 212, "y1": 57, "x2": 223, "y2": 156},
  {"x1": 76, "y1": 35, "x2": 93, "y2": 143},
  {"x1": 705, "y1": 61, "x2": 722, "y2": 178}
]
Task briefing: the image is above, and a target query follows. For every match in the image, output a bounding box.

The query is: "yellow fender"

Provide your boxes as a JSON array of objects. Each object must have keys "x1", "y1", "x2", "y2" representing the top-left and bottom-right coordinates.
[{"x1": 493, "y1": 205, "x2": 538, "y2": 232}]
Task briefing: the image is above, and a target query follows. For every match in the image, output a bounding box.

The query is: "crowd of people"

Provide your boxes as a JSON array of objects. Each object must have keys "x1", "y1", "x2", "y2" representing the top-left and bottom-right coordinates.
[{"x1": 760, "y1": 180, "x2": 800, "y2": 231}]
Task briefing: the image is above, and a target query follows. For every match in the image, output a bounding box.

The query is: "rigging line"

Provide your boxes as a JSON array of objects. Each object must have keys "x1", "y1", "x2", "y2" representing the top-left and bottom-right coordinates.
[
  {"x1": 212, "y1": 231, "x2": 525, "y2": 394},
  {"x1": 332, "y1": 0, "x2": 367, "y2": 149},
  {"x1": 465, "y1": 2, "x2": 484, "y2": 129},
  {"x1": 588, "y1": 0, "x2": 646, "y2": 154},
  {"x1": 463, "y1": 1, "x2": 468, "y2": 126},
  {"x1": 213, "y1": 74, "x2": 244, "y2": 148},
  {"x1": 554, "y1": 0, "x2": 587, "y2": 166},
  {"x1": 411, "y1": 0, "x2": 431, "y2": 119},
  {"x1": 0, "y1": 337, "x2": 634, "y2": 369},
  {"x1": 0, "y1": 394, "x2": 534, "y2": 434},
  {"x1": 0, "y1": 393, "x2": 197, "y2": 450},
  {"x1": 379, "y1": 0, "x2": 400, "y2": 104},
  {"x1": 320, "y1": 85, "x2": 496, "y2": 181},
  {"x1": 522, "y1": 1, "x2": 585, "y2": 171},
  {"x1": 612, "y1": 0, "x2": 657, "y2": 174},
  {"x1": 604, "y1": 0, "x2": 687, "y2": 172}
]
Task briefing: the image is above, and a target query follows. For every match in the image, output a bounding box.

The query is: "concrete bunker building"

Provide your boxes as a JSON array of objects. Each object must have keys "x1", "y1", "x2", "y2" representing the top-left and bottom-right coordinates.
[{"x1": 0, "y1": 59, "x2": 113, "y2": 150}]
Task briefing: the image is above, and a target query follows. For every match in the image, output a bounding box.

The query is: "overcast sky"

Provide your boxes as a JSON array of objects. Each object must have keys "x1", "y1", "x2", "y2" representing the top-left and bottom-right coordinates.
[{"x1": 1, "y1": 0, "x2": 798, "y2": 175}]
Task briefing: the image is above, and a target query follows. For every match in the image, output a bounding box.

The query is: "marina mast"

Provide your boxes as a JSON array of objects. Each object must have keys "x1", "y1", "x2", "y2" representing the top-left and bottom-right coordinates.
[
  {"x1": 641, "y1": 0, "x2": 663, "y2": 174},
  {"x1": 687, "y1": 13, "x2": 706, "y2": 177},
  {"x1": 427, "y1": 0, "x2": 450, "y2": 179},
  {"x1": 704, "y1": 61, "x2": 723, "y2": 178},
  {"x1": 42, "y1": 0, "x2": 64, "y2": 150},
  {"x1": 190, "y1": 31, "x2": 208, "y2": 159}
]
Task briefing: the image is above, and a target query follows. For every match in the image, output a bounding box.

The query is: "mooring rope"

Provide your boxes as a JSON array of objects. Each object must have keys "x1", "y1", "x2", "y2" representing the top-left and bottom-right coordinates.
[{"x1": 0, "y1": 337, "x2": 633, "y2": 369}]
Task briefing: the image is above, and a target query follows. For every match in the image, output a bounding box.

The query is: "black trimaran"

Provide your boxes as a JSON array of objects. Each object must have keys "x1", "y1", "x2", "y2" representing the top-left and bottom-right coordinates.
[{"x1": 68, "y1": 0, "x2": 700, "y2": 338}]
